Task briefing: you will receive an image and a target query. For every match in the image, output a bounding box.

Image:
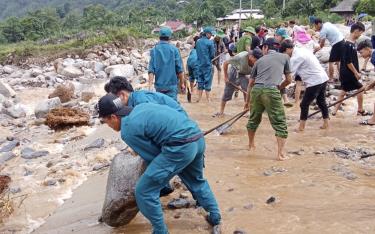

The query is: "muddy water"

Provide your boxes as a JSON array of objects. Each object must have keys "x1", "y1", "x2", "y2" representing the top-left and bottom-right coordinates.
[{"x1": 31, "y1": 79, "x2": 375, "y2": 234}]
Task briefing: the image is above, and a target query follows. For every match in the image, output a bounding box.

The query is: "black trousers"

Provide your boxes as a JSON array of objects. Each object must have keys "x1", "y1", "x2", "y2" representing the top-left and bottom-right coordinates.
[{"x1": 300, "y1": 82, "x2": 329, "y2": 120}]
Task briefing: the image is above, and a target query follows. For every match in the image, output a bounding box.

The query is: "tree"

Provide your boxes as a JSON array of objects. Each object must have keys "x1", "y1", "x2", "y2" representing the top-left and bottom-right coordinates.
[
  {"x1": 183, "y1": 0, "x2": 230, "y2": 27},
  {"x1": 21, "y1": 8, "x2": 61, "y2": 40},
  {"x1": 356, "y1": 0, "x2": 375, "y2": 15},
  {"x1": 262, "y1": 0, "x2": 279, "y2": 18},
  {"x1": 1, "y1": 17, "x2": 25, "y2": 42}
]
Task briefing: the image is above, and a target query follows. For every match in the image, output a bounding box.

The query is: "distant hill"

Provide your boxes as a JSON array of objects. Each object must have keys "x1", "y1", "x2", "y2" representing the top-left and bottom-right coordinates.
[
  {"x1": 0, "y1": 0, "x2": 263, "y2": 20},
  {"x1": 0, "y1": 0, "x2": 173, "y2": 20}
]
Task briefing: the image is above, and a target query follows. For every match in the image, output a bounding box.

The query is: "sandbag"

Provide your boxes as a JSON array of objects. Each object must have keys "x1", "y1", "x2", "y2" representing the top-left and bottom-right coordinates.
[{"x1": 101, "y1": 152, "x2": 146, "y2": 227}]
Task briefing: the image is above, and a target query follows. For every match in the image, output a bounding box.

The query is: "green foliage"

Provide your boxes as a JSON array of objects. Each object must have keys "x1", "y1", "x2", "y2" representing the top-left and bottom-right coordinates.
[
  {"x1": 315, "y1": 10, "x2": 343, "y2": 23},
  {"x1": 182, "y1": 0, "x2": 232, "y2": 27},
  {"x1": 356, "y1": 0, "x2": 375, "y2": 15},
  {"x1": 1, "y1": 17, "x2": 25, "y2": 42}
]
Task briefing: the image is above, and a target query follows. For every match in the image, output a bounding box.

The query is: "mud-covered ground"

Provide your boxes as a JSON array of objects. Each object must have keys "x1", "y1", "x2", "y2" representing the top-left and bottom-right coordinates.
[{"x1": 31, "y1": 79, "x2": 375, "y2": 234}]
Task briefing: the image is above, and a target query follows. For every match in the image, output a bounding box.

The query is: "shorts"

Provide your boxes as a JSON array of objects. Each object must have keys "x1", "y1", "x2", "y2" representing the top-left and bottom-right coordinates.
[
  {"x1": 213, "y1": 59, "x2": 222, "y2": 71},
  {"x1": 341, "y1": 80, "x2": 363, "y2": 92},
  {"x1": 329, "y1": 40, "x2": 345, "y2": 63},
  {"x1": 295, "y1": 75, "x2": 302, "y2": 82},
  {"x1": 222, "y1": 67, "x2": 249, "y2": 102}
]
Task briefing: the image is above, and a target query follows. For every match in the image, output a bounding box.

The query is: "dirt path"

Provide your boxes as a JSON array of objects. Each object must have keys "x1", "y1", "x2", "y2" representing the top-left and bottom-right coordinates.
[{"x1": 36, "y1": 80, "x2": 375, "y2": 234}]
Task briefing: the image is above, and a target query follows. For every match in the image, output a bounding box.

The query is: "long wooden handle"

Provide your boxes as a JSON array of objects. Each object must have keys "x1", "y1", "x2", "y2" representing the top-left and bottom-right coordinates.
[
  {"x1": 228, "y1": 81, "x2": 248, "y2": 95},
  {"x1": 308, "y1": 89, "x2": 365, "y2": 118},
  {"x1": 211, "y1": 52, "x2": 227, "y2": 63},
  {"x1": 204, "y1": 110, "x2": 248, "y2": 136}
]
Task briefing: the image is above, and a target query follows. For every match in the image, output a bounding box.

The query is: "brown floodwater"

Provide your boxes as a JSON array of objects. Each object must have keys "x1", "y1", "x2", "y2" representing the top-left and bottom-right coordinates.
[{"x1": 32, "y1": 79, "x2": 375, "y2": 234}]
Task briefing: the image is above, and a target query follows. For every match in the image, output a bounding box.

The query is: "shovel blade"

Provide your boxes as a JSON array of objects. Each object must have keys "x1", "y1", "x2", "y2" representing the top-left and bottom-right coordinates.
[{"x1": 216, "y1": 124, "x2": 230, "y2": 135}]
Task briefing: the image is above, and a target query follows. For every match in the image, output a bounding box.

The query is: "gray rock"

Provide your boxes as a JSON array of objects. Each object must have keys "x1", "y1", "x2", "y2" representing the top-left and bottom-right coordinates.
[
  {"x1": 90, "y1": 61, "x2": 105, "y2": 73},
  {"x1": 84, "y1": 138, "x2": 105, "y2": 151},
  {"x1": 101, "y1": 153, "x2": 146, "y2": 227},
  {"x1": 30, "y1": 68, "x2": 43, "y2": 77},
  {"x1": 86, "y1": 53, "x2": 98, "y2": 60},
  {"x1": 0, "y1": 140, "x2": 20, "y2": 153},
  {"x1": 21, "y1": 147, "x2": 49, "y2": 159},
  {"x1": 105, "y1": 64, "x2": 135, "y2": 79},
  {"x1": 0, "y1": 93, "x2": 6, "y2": 104},
  {"x1": 243, "y1": 203, "x2": 253, "y2": 210},
  {"x1": 83, "y1": 69, "x2": 95, "y2": 79},
  {"x1": 62, "y1": 58, "x2": 75, "y2": 67},
  {"x1": 0, "y1": 81, "x2": 16, "y2": 98},
  {"x1": 167, "y1": 198, "x2": 195, "y2": 209},
  {"x1": 263, "y1": 170, "x2": 272, "y2": 176},
  {"x1": 45, "y1": 179, "x2": 57, "y2": 186},
  {"x1": 59, "y1": 66, "x2": 83, "y2": 78},
  {"x1": 96, "y1": 71, "x2": 108, "y2": 79},
  {"x1": 4, "y1": 105, "x2": 26, "y2": 118},
  {"x1": 3, "y1": 66, "x2": 14, "y2": 74},
  {"x1": 34, "y1": 97, "x2": 62, "y2": 118},
  {"x1": 343, "y1": 171, "x2": 358, "y2": 181},
  {"x1": 10, "y1": 187, "x2": 21, "y2": 194},
  {"x1": 0, "y1": 152, "x2": 16, "y2": 163}
]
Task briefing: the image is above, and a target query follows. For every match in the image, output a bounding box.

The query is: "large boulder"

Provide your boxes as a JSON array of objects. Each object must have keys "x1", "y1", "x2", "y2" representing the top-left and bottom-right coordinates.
[
  {"x1": 0, "y1": 81, "x2": 16, "y2": 98},
  {"x1": 59, "y1": 66, "x2": 83, "y2": 78},
  {"x1": 105, "y1": 64, "x2": 135, "y2": 79},
  {"x1": 89, "y1": 61, "x2": 105, "y2": 73},
  {"x1": 3, "y1": 66, "x2": 14, "y2": 74},
  {"x1": 4, "y1": 104, "x2": 26, "y2": 118},
  {"x1": 34, "y1": 97, "x2": 62, "y2": 118},
  {"x1": 100, "y1": 153, "x2": 146, "y2": 227}
]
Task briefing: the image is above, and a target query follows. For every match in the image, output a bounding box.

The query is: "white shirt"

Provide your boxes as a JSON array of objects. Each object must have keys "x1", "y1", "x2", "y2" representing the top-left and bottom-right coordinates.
[
  {"x1": 290, "y1": 47, "x2": 329, "y2": 88},
  {"x1": 319, "y1": 22, "x2": 344, "y2": 46}
]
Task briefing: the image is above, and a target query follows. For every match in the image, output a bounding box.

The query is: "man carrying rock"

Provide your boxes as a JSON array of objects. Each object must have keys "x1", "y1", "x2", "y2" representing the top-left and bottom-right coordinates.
[
  {"x1": 245, "y1": 38, "x2": 292, "y2": 160},
  {"x1": 313, "y1": 18, "x2": 345, "y2": 80},
  {"x1": 280, "y1": 40, "x2": 329, "y2": 131},
  {"x1": 148, "y1": 27, "x2": 185, "y2": 101},
  {"x1": 97, "y1": 94, "x2": 221, "y2": 234},
  {"x1": 196, "y1": 27, "x2": 216, "y2": 102},
  {"x1": 213, "y1": 48, "x2": 263, "y2": 117}
]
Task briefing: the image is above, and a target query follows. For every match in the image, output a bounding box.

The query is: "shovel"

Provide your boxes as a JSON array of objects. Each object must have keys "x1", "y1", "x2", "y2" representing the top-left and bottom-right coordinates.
[
  {"x1": 360, "y1": 153, "x2": 375, "y2": 159},
  {"x1": 228, "y1": 81, "x2": 248, "y2": 95},
  {"x1": 215, "y1": 110, "x2": 247, "y2": 135},
  {"x1": 308, "y1": 88, "x2": 365, "y2": 118},
  {"x1": 204, "y1": 110, "x2": 248, "y2": 136},
  {"x1": 211, "y1": 52, "x2": 227, "y2": 63}
]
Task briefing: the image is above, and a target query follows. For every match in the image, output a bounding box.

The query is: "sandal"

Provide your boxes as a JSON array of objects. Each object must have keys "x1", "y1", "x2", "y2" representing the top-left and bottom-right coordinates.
[
  {"x1": 360, "y1": 120, "x2": 375, "y2": 126},
  {"x1": 357, "y1": 110, "x2": 373, "y2": 116}
]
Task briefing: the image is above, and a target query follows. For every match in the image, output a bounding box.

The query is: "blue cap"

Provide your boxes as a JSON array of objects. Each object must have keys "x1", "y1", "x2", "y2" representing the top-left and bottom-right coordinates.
[
  {"x1": 159, "y1": 27, "x2": 172, "y2": 38},
  {"x1": 203, "y1": 27, "x2": 216, "y2": 35},
  {"x1": 275, "y1": 28, "x2": 289, "y2": 39}
]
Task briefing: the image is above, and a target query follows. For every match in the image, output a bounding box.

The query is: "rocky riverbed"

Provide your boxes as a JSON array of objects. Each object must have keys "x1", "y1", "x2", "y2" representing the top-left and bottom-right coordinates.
[{"x1": 1, "y1": 24, "x2": 375, "y2": 233}]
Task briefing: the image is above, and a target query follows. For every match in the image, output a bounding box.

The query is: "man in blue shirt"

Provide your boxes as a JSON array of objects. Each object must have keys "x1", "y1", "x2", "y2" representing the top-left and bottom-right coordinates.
[
  {"x1": 148, "y1": 27, "x2": 185, "y2": 101},
  {"x1": 187, "y1": 36, "x2": 200, "y2": 93},
  {"x1": 97, "y1": 94, "x2": 221, "y2": 234},
  {"x1": 105, "y1": 76, "x2": 187, "y2": 116},
  {"x1": 357, "y1": 40, "x2": 375, "y2": 125},
  {"x1": 196, "y1": 27, "x2": 216, "y2": 102}
]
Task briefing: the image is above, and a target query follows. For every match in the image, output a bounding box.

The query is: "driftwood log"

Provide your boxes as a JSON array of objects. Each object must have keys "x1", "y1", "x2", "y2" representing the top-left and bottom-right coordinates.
[{"x1": 100, "y1": 152, "x2": 146, "y2": 227}]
